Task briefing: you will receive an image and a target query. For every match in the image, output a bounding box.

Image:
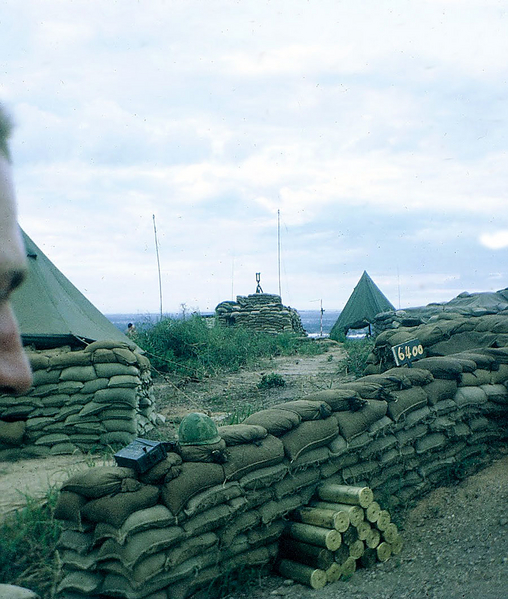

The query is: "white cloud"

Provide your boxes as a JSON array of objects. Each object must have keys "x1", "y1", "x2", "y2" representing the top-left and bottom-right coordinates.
[{"x1": 479, "y1": 230, "x2": 508, "y2": 250}]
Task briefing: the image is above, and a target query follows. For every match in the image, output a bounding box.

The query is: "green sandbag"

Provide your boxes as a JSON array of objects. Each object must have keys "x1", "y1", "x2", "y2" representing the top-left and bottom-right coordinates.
[
  {"x1": 334, "y1": 400, "x2": 388, "y2": 440},
  {"x1": 336, "y1": 381, "x2": 390, "y2": 400},
  {"x1": 239, "y1": 462, "x2": 289, "y2": 490},
  {"x1": 415, "y1": 433, "x2": 447, "y2": 454},
  {"x1": 384, "y1": 367, "x2": 434, "y2": 387},
  {"x1": 182, "y1": 503, "x2": 234, "y2": 537},
  {"x1": 32, "y1": 368, "x2": 61, "y2": 385},
  {"x1": 139, "y1": 453, "x2": 183, "y2": 485},
  {"x1": 271, "y1": 399, "x2": 332, "y2": 421},
  {"x1": 481, "y1": 384, "x2": 508, "y2": 404},
  {"x1": 430, "y1": 332, "x2": 498, "y2": 356},
  {"x1": 61, "y1": 466, "x2": 138, "y2": 498},
  {"x1": 60, "y1": 366, "x2": 97, "y2": 382},
  {"x1": 424, "y1": 379, "x2": 458, "y2": 405},
  {"x1": 217, "y1": 423, "x2": 268, "y2": 446},
  {"x1": 177, "y1": 439, "x2": 226, "y2": 463},
  {"x1": 161, "y1": 462, "x2": 225, "y2": 515},
  {"x1": 27, "y1": 353, "x2": 50, "y2": 370},
  {"x1": 361, "y1": 371, "x2": 412, "y2": 391},
  {"x1": 94, "y1": 363, "x2": 139, "y2": 378},
  {"x1": 223, "y1": 434, "x2": 285, "y2": 481},
  {"x1": 93, "y1": 504, "x2": 176, "y2": 546},
  {"x1": 454, "y1": 386, "x2": 487, "y2": 408},
  {"x1": 219, "y1": 510, "x2": 261, "y2": 546},
  {"x1": 93, "y1": 388, "x2": 137, "y2": 407},
  {"x1": 414, "y1": 357, "x2": 463, "y2": 380},
  {"x1": 82, "y1": 484, "x2": 160, "y2": 528},
  {"x1": 165, "y1": 532, "x2": 218, "y2": 569},
  {"x1": 280, "y1": 417, "x2": 339, "y2": 461},
  {"x1": 459, "y1": 369, "x2": 491, "y2": 387},
  {"x1": 243, "y1": 408, "x2": 301, "y2": 436},
  {"x1": 54, "y1": 491, "x2": 88, "y2": 523},
  {"x1": 273, "y1": 468, "x2": 320, "y2": 500},
  {"x1": 302, "y1": 388, "x2": 365, "y2": 412},
  {"x1": 387, "y1": 387, "x2": 429, "y2": 422},
  {"x1": 56, "y1": 571, "x2": 103, "y2": 596},
  {"x1": 183, "y1": 481, "x2": 243, "y2": 518},
  {"x1": 0, "y1": 419, "x2": 25, "y2": 445},
  {"x1": 85, "y1": 340, "x2": 135, "y2": 352}
]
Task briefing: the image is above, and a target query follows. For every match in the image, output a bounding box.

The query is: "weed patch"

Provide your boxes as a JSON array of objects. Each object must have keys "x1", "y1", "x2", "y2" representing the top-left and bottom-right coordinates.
[{"x1": 343, "y1": 338, "x2": 375, "y2": 378}]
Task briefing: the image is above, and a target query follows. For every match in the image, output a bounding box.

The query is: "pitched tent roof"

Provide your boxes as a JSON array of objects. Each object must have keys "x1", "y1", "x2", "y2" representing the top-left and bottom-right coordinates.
[
  {"x1": 11, "y1": 229, "x2": 132, "y2": 348},
  {"x1": 330, "y1": 271, "x2": 395, "y2": 337}
]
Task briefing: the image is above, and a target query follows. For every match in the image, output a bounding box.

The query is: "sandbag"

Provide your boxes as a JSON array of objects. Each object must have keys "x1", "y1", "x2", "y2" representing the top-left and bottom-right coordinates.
[
  {"x1": 424, "y1": 379, "x2": 458, "y2": 405},
  {"x1": 481, "y1": 384, "x2": 508, "y2": 404},
  {"x1": 177, "y1": 439, "x2": 227, "y2": 463},
  {"x1": 93, "y1": 504, "x2": 176, "y2": 546},
  {"x1": 217, "y1": 423, "x2": 268, "y2": 446},
  {"x1": 81, "y1": 484, "x2": 160, "y2": 528},
  {"x1": 139, "y1": 453, "x2": 183, "y2": 485},
  {"x1": 0, "y1": 420, "x2": 25, "y2": 445},
  {"x1": 459, "y1": 370, "x2": 491, "y2": 387},
  {"x1": 182, "y1": 503, "x2": 234, "y2": 537},
  {"x1": 454, "y1": 386, "x2": 488, "y2": 409},
  {"x1": 336, "y1": 381, "x2": 391, "y2": 400},
  {"x1": 301, "y1": 388, "x2": 366, "y2": 412},
  {"x1": 333, "y1": 400, "x2": 388, "y2": 440},
  {"x1": 280, "y1": 417, "x2": 338, "y2": 461},
  {"x1": 271, "y1": 399, "x2": 332, "y2": 421},
  {"x1": 161, "y1": 462, "x2": 225, "y2": 515},
  {"x1": 387, "y1": 387, "x2": 429, "y2": 422},
  {"x1": 243, "y1": 408, "x2": 301, "y2": 436},
  {"x1": 414, "y1": 357, "x2": 463, "y2": 380},
  {"x1": 223, "y1": 434, "x2": 285, "y2": 481},
  {"x1": 239, "y1": 462, "x2": 289, "y2": 490},
  {"x1": 183, "y1": 481, "x2": 243, "y2": 518},
  {"x1": 429, "y1": 332, "x2": 498, "y2": 356},
  {"x1": 61, "y1": 466, "x2": 138, "y2": 498},
  {"x1": 54, "y1": 491, "x2": 88, "y2": 523}
]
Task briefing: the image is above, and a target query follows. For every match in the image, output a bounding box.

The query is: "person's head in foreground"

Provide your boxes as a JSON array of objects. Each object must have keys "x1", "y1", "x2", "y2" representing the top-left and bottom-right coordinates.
[{"x1": 0, "y1": 104, "x2": 33, "y2": 395}]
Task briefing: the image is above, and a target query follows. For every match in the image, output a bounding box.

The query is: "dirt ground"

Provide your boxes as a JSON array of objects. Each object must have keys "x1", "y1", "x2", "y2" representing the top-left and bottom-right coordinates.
[{"x1": 1, "y1": 339, "x2": 507, "y2": 599}]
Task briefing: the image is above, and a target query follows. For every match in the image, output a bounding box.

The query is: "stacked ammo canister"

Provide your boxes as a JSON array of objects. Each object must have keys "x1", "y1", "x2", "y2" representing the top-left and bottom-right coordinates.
[{"x1": 278, "y1": 484, "x2": 402, "y2": 589}]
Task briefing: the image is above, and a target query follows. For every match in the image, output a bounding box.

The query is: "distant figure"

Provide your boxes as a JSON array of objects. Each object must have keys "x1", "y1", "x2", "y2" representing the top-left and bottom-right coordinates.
[{"x1": 126, "y1": 322, "x2": 136, "y2": 337}]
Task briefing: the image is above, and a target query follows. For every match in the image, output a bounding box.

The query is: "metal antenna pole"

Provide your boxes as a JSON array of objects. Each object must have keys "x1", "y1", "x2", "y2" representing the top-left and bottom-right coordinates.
[
  {"x1": 152, "y1": 214, "x2": 163, "y2": 320},
  {"x1": 278, "y1": 209, "x2": 282, "y2": 298}
]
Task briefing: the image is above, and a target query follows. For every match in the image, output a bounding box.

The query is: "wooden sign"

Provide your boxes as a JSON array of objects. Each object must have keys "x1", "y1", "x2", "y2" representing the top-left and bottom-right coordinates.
[{"x1": 391, "y1": 338, "x2": 423, "y2": 367}]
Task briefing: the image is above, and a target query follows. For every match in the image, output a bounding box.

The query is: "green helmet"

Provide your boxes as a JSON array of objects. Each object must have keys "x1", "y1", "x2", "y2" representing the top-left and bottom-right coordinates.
[{"x1": 178, "y1": 412, "x2": 221, "y2": 446}]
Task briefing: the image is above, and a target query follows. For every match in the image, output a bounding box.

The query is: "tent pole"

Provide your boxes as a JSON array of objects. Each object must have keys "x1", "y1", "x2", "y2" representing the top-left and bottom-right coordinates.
[{"x1": 153, "y1": 214, "x2": 163, "y2": 320}]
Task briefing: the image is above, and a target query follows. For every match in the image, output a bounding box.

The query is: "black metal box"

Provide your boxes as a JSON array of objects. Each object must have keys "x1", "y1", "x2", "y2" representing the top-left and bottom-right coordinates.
[{"x1": 114, "y1": 438, "x2": 167, "y2": 474}]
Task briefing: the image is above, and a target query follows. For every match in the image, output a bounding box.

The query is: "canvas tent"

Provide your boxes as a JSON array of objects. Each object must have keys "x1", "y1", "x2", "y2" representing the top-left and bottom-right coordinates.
[
  {"x1": 330, "y1": 271, "x2": 395, "y2": 338},
  {"x1": 11, "y1": 229, "x2": 131, "y2": 348}
]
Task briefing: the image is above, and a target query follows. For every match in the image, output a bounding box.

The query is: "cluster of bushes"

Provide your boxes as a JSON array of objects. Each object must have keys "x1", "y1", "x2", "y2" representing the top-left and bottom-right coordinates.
[{"x1": 134, "y1": 314, "x2": 324, "y2": 379}]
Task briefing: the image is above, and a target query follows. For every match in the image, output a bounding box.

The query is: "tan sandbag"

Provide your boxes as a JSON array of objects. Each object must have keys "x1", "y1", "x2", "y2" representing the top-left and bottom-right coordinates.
[
  {"x1": 217, "y1": 423, "x2": 268, "y2": 446},
  {"x1": 243, "y1": 408, "x2": 301, "y2": 436},
  {"x1": 61, "y1": 466, "x2": 138, "y2": 498},
  {"x1": 280, "y1": 417, "x2": 338, "y2": 461},
  {"x1": 223, "y1": 434, "x2": 285, "y2": 481},
  {"x1": 271, "y1": 399, "x2": 332, "y2": 421},
  {"x1": 82, "y1": 484, "x2": 160, "y2": 528},
  {"x1": 161, "y1": 462, "x2": 225, "y2": 515},
  {"x1": 0, "y1": 420, "x2": 25, "y2": 445}
]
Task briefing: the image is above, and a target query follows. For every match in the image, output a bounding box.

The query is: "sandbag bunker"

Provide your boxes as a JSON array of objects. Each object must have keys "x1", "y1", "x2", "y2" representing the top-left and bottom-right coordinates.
[
  {"x1": 0, "y1": 341, "x2": 156, "y2": 458},
  {"x1": 54, "y1": 344, "x2": 508, "y2": 599}
]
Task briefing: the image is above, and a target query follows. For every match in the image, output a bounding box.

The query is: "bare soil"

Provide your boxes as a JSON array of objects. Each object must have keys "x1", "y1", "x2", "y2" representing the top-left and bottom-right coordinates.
[{"x1": 1, "y1": 340, "x2": 507, "y2": 599}]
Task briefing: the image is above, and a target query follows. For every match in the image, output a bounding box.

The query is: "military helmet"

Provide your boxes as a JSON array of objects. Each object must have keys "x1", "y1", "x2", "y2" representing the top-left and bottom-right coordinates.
[{"x1": 178, "y1": 412, "x2": 221, "y2": 446}]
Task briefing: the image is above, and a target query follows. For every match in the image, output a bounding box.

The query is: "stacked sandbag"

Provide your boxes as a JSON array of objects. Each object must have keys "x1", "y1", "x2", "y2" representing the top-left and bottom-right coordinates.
[
  {"x1": 54, "y1": 352, "x2": 508, "y2": 598},
  {"x1": 278, "y1": 485, "x2": 402, "y2": 589},
  {"x1": 0, "y1": 341, "x2": 155, "y2": 459},
  {"x1": 215, "y1": 294, "x2": 306, "y2": 335},
  {"x1": 365, "y1": 312, "x2": 508, "y2": 374}
]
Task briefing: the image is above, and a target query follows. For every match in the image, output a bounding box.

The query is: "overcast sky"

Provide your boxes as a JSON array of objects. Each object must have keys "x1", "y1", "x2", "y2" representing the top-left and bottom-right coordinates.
[{"x1": 2, "y1": 0, "x2": 508, "y2": 315}]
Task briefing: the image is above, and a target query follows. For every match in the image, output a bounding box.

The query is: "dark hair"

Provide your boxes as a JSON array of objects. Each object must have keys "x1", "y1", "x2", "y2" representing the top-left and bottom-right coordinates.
[{"x1": 0, "y1": 104, "x2": 13, "y2": 162}]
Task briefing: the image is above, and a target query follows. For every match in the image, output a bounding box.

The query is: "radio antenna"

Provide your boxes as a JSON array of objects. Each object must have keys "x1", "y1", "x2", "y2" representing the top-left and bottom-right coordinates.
[{"x1": 153, "y1": 214, "x2": 163, "y2": 319}]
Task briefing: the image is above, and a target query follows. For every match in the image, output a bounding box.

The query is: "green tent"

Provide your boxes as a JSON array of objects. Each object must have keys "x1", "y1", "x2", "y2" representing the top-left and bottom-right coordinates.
[
  {"x1": 330, "y1": 271, "x2": 395, "y2": 338},
  {"x1": 11, "y1": 230, "x2": 132, "y2": 348}
]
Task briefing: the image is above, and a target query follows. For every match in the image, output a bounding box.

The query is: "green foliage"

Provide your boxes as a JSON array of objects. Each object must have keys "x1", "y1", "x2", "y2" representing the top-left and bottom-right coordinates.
[
  {"x1": 223, "y1": 402, "x2": 262, "y2": 425},
  {"x1": 0, "y1": 488, "x2": 62, "y2": 598},
  {"x1": 343, "y1": 337, "x2": 375, "y2": 378},
  {"x1": 135, "y1": 314, "x2": 325, "y2": 380},
  {"x1": 257, "y1": 373, "x2": 286, "y2": 389}
]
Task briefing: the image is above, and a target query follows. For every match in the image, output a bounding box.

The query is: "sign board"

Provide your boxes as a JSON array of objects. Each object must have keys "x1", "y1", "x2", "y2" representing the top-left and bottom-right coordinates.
[{"x1": 391, "y1": 338, "x2": 424, "y2": 367}]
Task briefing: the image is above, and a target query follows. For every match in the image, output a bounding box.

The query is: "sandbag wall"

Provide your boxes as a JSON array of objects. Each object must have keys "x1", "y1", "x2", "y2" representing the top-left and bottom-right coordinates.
[
  {"x1": 368, "y1": 311, "x2": 508, "y2": 368},
  {"x1": 0, "y1": 341, "x2": 155, "y2": 459},
  {"x1": 54, "y1": 347, "x2": 508, "y2": 599},
  {"x1": 216, "y1": 293, "x2": 306, "y2": 335}
]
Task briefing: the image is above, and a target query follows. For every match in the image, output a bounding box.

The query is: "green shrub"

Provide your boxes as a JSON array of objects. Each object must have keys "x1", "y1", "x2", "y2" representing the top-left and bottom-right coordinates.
[
  {"x1": 135, "y1": 315, "x2": 325, "y2": 380},
  {"x1": 343, "y1": 337, "x2": 375, "y2": 378},
  {"x1": 0, "y1": 488, "x2": 61, "y2": 598},
  {"x1": 257, "y1": 373, "x2": 286, "y2": 389}
]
